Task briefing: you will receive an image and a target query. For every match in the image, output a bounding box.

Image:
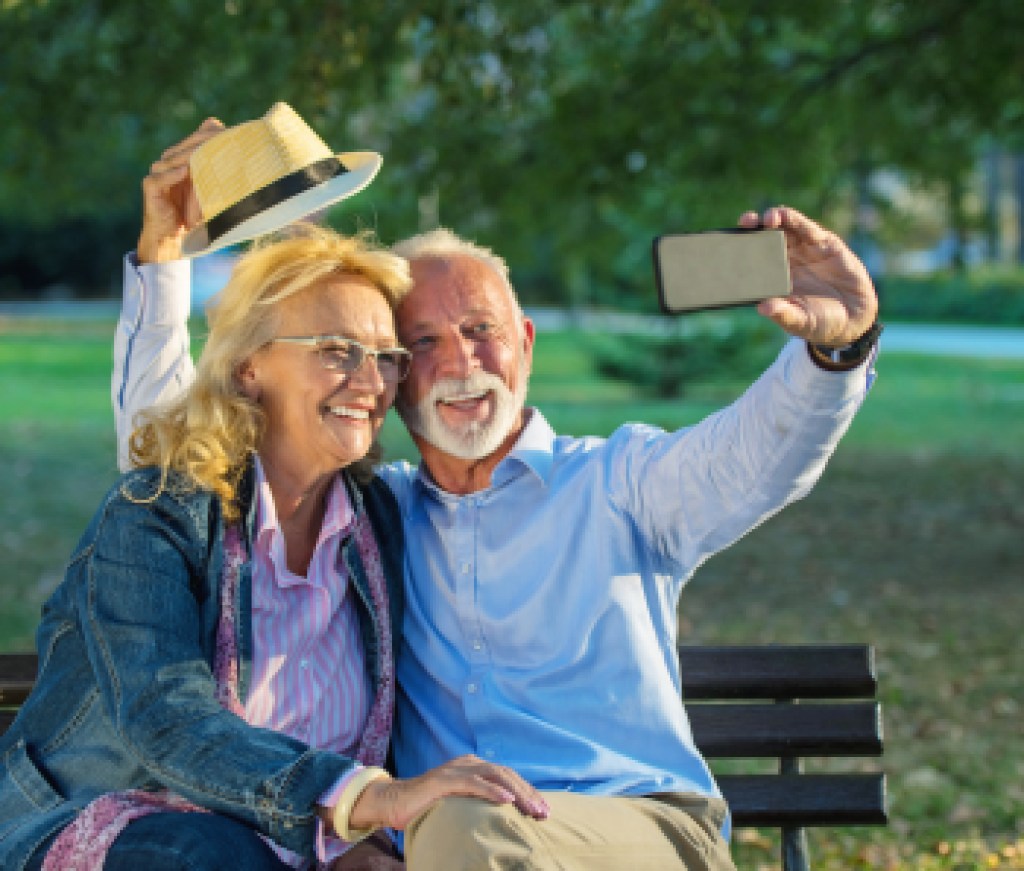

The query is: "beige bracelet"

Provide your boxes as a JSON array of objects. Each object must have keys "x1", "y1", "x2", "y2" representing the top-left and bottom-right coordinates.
[{"x1": 330, "y1": 767, "x2": 392, "y2": 843}]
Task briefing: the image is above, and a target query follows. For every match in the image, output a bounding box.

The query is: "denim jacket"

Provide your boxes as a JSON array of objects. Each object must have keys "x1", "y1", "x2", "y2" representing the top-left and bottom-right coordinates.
[{"x1": 0, "y1": 461, "x2": 405, "y2": 871}]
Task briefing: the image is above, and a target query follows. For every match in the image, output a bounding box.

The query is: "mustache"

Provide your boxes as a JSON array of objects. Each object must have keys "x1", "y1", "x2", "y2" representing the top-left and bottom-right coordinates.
[{"x1": 426, "y1": 371, "x2": 509, "y2": 403}]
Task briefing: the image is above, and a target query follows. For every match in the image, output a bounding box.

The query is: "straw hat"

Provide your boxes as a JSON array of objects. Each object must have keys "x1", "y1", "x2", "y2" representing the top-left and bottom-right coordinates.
[{"x1": 181, "y1": 102, "x2": 382, "y2": 258}]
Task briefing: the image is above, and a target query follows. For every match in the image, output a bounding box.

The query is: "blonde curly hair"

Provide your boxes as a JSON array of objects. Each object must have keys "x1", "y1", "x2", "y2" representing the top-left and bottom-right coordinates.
[{"x1": 129, "y1": 223, "x2": 411, "y2": 521}]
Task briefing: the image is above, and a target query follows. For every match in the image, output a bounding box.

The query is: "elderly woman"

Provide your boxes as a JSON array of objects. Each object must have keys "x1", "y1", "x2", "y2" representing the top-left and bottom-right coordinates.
[{"x1": 0, "y1": 219, "x2": 544, "y2": 871}]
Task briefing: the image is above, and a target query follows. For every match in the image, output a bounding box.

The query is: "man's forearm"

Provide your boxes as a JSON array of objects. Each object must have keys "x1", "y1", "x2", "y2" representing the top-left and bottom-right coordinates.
[
  {"x1": 113, "y1": 254, "x2": 196, "y2": 471},
  {"x1": 625, "y1": 337, "x2": 876, "y2": 571}
]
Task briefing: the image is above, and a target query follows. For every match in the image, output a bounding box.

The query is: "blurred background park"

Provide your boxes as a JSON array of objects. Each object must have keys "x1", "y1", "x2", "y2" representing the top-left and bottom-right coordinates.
[{"x1": 1, "y1": 1, "x2": 1022, "y2": 868}]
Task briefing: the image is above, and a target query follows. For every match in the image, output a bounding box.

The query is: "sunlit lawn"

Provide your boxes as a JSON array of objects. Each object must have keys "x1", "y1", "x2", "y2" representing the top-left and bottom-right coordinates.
[{"x1": 2, "y1": 316, "x2": 1022, "y2": 869}]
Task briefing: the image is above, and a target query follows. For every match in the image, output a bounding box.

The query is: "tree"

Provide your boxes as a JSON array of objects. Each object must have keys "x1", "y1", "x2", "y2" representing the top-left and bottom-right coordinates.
[{"x1": 1, "y1": 0, "x2": 1021, "y2": 298}]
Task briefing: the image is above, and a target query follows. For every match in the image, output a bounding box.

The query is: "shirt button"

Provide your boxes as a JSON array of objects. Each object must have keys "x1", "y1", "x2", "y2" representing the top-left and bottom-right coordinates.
[
  {"x1": 467, "y1": 682, "x2": 478, "y2": 694},
  {"x1": 300, "y1": 659, "x2": 309, "y2": 669},
  {"x1": 461, "y1": 563, "x2": 471, "y2": 574},
  {"x1": 472, "y1": 640, "x2": 483, "y2": 651},
  {"x1": 484, "y1": 748, "x2": 495, "y2": 758}
]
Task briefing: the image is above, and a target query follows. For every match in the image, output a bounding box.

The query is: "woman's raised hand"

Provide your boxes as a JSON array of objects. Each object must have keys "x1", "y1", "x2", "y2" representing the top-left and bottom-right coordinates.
[{"x1": 136, "y1": 118, "x2": 225, "y2": 264}]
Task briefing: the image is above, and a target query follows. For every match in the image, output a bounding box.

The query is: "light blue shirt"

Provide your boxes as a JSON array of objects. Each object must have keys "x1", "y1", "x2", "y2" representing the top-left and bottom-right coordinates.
[{"x1": 379, "y1": 339, "x2": 874, "y2": 817}]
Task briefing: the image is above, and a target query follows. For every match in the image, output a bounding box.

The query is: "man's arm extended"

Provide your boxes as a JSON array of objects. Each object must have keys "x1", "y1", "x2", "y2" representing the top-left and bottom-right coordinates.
[
  {"x1": 615, "y1": 205, "x2": 881, "y2": 575},
  {"x1": 612, "y1": 334, "x2": 876, "y2": 577}
]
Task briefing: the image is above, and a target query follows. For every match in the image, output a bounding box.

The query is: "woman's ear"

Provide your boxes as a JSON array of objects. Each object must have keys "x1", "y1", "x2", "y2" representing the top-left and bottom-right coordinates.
[{"x1": 236, "y1": 358, "x2": 261, "y2": 401}]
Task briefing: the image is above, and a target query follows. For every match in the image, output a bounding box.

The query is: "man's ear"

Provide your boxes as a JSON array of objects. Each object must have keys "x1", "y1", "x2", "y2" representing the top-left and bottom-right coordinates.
[
  {"x1": 236, "y1": 358, "x2": 261, "y2": 401},
  {"x1": 521, "y1": 315, "x2": 537, "y2": 364}
]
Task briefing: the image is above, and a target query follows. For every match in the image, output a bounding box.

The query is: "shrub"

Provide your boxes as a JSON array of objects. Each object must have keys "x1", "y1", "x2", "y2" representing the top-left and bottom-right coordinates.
[
  {"x1": 881, "y1": 270, "x2": 1024, "y2": 325},
  {"x1": 585, "y1": 314, "x2": 783, "y2": 398},
  {"x1": 0, "y1": 212, "x2": 138, "y2": 300}
]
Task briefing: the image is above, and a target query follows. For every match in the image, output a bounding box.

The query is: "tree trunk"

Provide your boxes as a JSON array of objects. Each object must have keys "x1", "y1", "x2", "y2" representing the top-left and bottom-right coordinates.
[
  {"x1": 947, "y1": 175, "x2": 968, "y2": 274},
  {"x1": 1016, "y1": 153, "x2": 1024, "y2": 266},
  {"x1": 983, "y1": 146, "x2": 1001, "y2": 263}
]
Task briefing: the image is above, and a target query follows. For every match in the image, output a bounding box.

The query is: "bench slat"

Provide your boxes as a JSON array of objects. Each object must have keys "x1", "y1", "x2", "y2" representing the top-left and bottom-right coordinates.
[
  {"x1": 678, "y1": 644, "x2": 876, "y2": 700},
  {"x1": 3, "y1": 648, "x2": 878, "y2": 703},
  {"x1": 0, "y1": 653, "x2": 37, "y2": 706},
  {"x1": 688, "y1": 702, "x2": 882, "y2": 757},
  {"x1": 719, "y1": 773, "x2": 888, "y2": 826}
]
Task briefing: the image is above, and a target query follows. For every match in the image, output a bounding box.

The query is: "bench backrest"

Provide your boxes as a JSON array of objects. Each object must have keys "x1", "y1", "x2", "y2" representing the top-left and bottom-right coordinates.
[
  {"x1": 0, "y1": 643, "x2": 886, "y2": 862},
  {"x1": 677, "y1": 643, "x2": 886, "y2": 829},
  {"x1": 0, "y1": 652, "x2": 34, "y2": 730}
]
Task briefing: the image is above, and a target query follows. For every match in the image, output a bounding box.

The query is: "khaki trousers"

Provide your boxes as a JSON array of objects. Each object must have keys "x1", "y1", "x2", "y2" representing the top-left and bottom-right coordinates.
[{"x1": 405, "y1": 791, "x2": 735, "y2": 871}]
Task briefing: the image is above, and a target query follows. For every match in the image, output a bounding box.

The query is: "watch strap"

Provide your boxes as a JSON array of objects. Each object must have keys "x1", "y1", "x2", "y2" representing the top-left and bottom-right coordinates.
[{"x1": 807, "y1": 321, "x2": 883, "y2": 371}]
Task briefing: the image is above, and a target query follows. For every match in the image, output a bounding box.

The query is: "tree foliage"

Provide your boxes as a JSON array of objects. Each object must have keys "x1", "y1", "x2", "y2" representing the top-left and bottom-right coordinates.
[{"x1": 1, "y1": 0, "x2": 1021, "y2": 299}]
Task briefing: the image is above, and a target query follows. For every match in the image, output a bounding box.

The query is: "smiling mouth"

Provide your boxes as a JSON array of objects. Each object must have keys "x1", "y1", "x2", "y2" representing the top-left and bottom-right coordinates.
[
  {"x1": 438, "y1": 390, "x2": 491, "y2": 409},
  {"x1": 325, "y1": 405, "x2": 371, "y2": 420}
]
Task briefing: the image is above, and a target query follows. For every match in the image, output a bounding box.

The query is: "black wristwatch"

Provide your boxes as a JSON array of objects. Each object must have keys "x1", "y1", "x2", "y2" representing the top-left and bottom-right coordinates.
[{"x1": 807, "y1": 322, "x2": 883, "y2": 371}]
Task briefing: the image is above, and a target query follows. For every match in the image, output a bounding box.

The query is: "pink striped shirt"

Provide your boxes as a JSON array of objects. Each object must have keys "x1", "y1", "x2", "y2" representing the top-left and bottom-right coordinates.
[{"x1": 249, "y1": 457, "x2": 371, "y2": 864}]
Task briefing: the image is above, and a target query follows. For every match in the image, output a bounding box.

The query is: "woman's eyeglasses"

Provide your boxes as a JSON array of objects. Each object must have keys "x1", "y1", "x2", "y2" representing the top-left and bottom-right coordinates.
[{"x1": 267, "y1": 336, "x2": 413, "y2": 383}]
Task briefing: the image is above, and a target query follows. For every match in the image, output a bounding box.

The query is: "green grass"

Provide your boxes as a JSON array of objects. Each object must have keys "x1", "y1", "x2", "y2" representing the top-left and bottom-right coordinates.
[
  {"x1": 2, "y1": 318, "x2": 1023, "y2": 869},
  {"x1": 0, "y1": 322, "x2": 119, "y2": 419}
]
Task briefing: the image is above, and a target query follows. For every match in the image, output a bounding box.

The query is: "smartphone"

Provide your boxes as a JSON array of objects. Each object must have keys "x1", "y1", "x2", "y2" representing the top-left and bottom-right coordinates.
[{"x1": 653, "y1": 228, "x2": 791, "y2": 314}]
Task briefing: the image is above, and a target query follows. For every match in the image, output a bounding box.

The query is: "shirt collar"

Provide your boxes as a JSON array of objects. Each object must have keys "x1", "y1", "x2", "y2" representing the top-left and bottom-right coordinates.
[
  {"x1": 497, "y1": 407, "x2": 555, "y2": 485},
  {"x1": 253, "y1": 455, "x2": 356, "y2": 584}
]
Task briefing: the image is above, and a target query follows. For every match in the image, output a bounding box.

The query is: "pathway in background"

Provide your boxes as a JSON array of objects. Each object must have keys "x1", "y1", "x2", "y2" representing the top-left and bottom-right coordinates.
[
  {"x1": 870, "y1": 323, "x2": 1024, "y2": 359},
  {"x1": 2, "y1": 300, "x2": 1022, "y2": 359},
  {"x1": 0, "y1": 300, "x2": 121, "y2": 319},
  {"x1": 524, "y1": 308, "x2": 1024, "y2": 360}
]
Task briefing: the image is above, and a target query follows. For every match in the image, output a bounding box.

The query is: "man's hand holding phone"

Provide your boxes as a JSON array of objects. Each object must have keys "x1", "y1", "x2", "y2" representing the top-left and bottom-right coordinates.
[
  {"x1": 655, "y1": 206, "x2": 878, "y2": 350},
  {"x1": 740, "y1": 206, "x2": 878, "y2": 348}
]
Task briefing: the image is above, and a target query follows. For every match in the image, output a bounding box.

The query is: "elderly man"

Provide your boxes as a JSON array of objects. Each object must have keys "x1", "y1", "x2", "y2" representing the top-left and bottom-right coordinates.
[{"x1": 113, "y1": 121, "x2": 879, "y2": 871}]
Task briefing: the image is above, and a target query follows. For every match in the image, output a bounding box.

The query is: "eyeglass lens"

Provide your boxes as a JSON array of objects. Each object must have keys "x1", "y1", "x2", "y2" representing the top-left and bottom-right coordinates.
[{"x1": 319, "y1": 339, "x2": 410, "y2": 382}]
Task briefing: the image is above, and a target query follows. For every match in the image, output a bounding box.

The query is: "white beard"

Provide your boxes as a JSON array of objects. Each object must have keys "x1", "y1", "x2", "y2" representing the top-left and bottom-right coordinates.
[{"x1": 398, "y1": 367, "x2": 528, "y2": 461}]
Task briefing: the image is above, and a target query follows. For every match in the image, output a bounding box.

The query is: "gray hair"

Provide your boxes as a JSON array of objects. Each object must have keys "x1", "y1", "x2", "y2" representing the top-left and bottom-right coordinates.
[
  {"x1": 391, "y1": 228, "x2": 528, "y2": 330},
  {"x1": 391, "y1": 228, "x2": 510, "y2": 284}
]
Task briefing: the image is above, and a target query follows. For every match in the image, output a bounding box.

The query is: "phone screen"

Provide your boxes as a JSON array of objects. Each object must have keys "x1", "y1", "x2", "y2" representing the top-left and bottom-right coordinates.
[{"x1": 654, "y1": 228, "x2": 791, "y2": 314}]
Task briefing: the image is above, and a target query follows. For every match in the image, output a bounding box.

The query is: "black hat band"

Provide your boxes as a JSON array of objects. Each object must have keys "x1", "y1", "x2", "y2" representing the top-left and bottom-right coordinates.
[{"x1": 205, "y1": 156, "x2": 350, "y2": 245}]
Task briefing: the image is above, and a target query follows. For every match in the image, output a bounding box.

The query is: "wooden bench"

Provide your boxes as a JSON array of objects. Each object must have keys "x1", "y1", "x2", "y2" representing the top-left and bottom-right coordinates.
[
  {"x1": 1, "y1": 644, "x2": 885, "y2": 871},
  {"x1": 678, "y1": 643, "x2": 887, "y2": 870}
]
